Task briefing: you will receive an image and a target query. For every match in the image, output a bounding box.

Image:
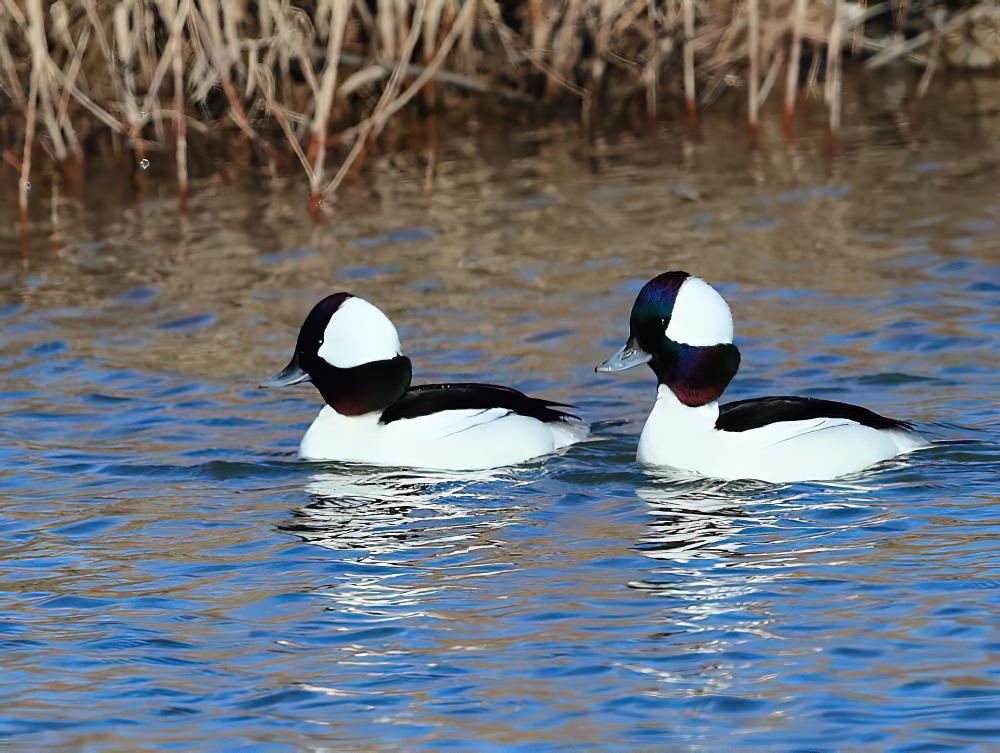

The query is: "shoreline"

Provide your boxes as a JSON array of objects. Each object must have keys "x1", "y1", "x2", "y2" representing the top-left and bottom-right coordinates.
[{"x1": 1, "y1": 0, "x2": 998, "y2": 221}]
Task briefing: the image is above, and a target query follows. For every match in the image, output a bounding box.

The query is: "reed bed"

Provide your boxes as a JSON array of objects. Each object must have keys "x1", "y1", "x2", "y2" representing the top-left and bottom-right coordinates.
[{"x1": 1, "y1": 0, "x2": 997, "y2": 219}]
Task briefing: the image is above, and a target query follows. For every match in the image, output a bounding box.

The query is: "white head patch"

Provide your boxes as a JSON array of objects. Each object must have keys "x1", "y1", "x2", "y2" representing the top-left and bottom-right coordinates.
[
  {"x1": 317, "y1": 296, "x2": 402, "y2": 368},
  {"x1": 664, "y1": 277, "x2": 734, "y2": 346}
]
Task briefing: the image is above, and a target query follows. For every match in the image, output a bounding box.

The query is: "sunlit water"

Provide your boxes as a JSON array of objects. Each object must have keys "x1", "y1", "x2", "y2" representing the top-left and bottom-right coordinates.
[{"x1": 1, "y1": 82, "x2": 998, "y2": 749}]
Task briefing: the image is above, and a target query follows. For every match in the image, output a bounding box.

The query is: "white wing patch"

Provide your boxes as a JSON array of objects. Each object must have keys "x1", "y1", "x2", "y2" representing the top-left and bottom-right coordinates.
[
  {"x1": 757, "y1": 417, "x2": 856, "y2": 448},
  {"x1": 398, "y1": 408, "x2": 515, "y2": 439}
]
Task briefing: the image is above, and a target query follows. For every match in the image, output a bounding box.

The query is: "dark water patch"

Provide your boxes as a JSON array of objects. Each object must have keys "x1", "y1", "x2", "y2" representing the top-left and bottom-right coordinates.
[
  {"x1": 732, "y1": 216, "x2": 779, "y2": 230},
  {"x1": 95, "y1": 463, "x2": 206, "y2": 480},
  {"x1": 38, "y1": 595, "x2": 115, "y2": 610},
  {"x1": 197, "y1": 459, "x2": 317, "y2": 481},
  {"x1": 758, "y1": 184, "x2": 851, "y2": 205},
  {"x1": 0, "y1": 303, "x2": 26, "y2": 318},
  {"x1": 967, "y1": 280, "x2": 1000, "y2": 293},
  {"x1": 525, "y1": 328, "x2": 575, "y2": 344},
  {"x1": 259, "y1": 246, "x2": 317, "y2": 265},
  {"x1": 50, "y1": 516, "x2": 123, "y2": 537},
  {"x1": 403, "y1": 278, "x2": 444, "y2": 292},
  {"x1": 855, "y1": 372, "x2": 947, "y2": 386},
  {"x1": 152, "y1": 383, "x2": 210, "y2": 398},
  {"x1": 495, "y1": 196, "x2": 559, "y2": 212},
  {"x1": 157, "y1": 314, "x2": 216, "y2": 331},
  {"x1": 348, "y1": 227, "x2": 436, "y2": 248},
  {"x1": 959, "y1": 218, "x2": 996, "y2": 234},
  {"x1": 25, "y1": 340, "x2": 67, "y2": 357},
  {"x1": 84, "y1": 392, "x2": 134, "y2": 405},
  {"x1": 339, "y1": 264, "x2": 401, "y2": 280},
  {"x1": 115, "y1": 285, "x2": 159, "y2": 304}
]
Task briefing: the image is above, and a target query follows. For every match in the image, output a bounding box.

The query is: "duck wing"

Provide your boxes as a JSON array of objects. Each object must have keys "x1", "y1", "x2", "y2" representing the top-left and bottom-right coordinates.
[
  {"x1": 716, "y1": 396, "x2": 914, "y2": 433},
  {"x1": 380, "y1": 383, "x2": 577, "y2": 424}
]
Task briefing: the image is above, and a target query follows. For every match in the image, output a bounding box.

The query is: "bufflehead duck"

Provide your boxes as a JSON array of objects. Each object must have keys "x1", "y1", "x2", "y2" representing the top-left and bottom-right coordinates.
[
  {"x1": 596, "y1": 272, "x2": 927, "y2": 482},
  {"x1": 261, "y1": 293, "x2": 587, "y2": 470}
]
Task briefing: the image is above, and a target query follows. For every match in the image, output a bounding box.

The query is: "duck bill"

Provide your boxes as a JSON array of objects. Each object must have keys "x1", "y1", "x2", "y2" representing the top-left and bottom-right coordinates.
[
  {"x1": 259, "y1": 358, "x2": 310, "y2": 388},
  {"x1": 595, "y1": 342, "x2": 652, "y2": 372}
]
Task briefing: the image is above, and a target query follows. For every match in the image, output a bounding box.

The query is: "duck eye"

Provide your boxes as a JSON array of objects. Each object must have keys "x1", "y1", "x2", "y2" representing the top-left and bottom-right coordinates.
[{"x1": 660, "y1": 317, "x2": 668, "y2": 329}]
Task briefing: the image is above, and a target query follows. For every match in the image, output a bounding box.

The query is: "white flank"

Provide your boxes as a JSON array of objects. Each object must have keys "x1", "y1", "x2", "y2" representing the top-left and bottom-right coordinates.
[
  {"x1": 299, "y1": 406, "x2": 587, "y2": 471},
  {"x1": 636, "y1": 385, "x2": 927, "y2": 483}
]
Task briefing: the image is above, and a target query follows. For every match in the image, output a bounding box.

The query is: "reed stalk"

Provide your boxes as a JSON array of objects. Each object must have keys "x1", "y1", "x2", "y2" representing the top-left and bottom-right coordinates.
[
  {"x1": 309, "y1": 0, "x2": 350, "y2": 203},
  {"x1": 783, "y1": 0, "x2": 805, "y2": 130},
  {"x1": 162, "y1": 0, "x2": 190, "y2": 206},
  {"x1": 747, "y1": 0, "x2": 760, "y2": 130},
  {"x1": 683, "y1": 0, "x2": 697, "y2": 121},
  {"x1": 20, "y1": 59, "x2": 37, "y2": 227},
  {"x1": 27, "y1": 0, "x2": 67, "y2": 164},
  {"x1": 917, "y1": 35, "x2": 942, "y2": 98},
  {"x1": 826, "y1": 0, "x2": 844, "y2": 133}
]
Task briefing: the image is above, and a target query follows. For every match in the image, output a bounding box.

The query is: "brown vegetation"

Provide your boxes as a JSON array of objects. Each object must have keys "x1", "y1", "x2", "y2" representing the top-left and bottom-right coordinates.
[{"x1": 1, "y1": 0, "x2": 998, "y2": 220}]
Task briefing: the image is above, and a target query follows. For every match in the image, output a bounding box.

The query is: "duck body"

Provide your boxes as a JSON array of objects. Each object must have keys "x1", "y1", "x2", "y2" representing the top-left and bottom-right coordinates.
[
  {"x1": 598, "y1": 272, "x2": 927, "y2": 483},
  {"x1": 300, "y1": 397, "x2": 582, "y2": 470},
  {"x1": 262, "y1": 293, "x2": 586, "y2": 471},
  {"x1": 638, "y1": 386, "x2": 925, "y2": 482}
]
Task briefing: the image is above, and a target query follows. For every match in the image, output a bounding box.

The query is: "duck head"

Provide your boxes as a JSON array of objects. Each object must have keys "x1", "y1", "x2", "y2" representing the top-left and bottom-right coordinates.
[
  {"x1": 260, "y1": 293, "x2": 412, "y2": 415},
  {"x1": 596, "y1": 271, "x2": 741, "y2": 407}
]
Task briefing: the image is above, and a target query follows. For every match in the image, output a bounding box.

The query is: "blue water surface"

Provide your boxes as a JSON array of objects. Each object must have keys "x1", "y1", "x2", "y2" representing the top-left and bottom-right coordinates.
[{"x1": 0, "y1": 91, "x2": 998, "y2": 750}]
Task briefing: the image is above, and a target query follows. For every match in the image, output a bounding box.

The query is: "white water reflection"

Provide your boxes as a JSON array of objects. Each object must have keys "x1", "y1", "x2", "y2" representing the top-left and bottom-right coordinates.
[
  {"x1": 281, "y1": 467, "x2": 530, "y2": 614},
  {"x1": 625, "y1": 471, "x2": 910, "y2": 694},
  {"x1": 634, "y1": 462, "x2": 913, "y2": 566},
  {"x1": 634, "y1": 476, "x2": 759, "y2": 564},
  {"x1": 289, "y1": 467, "x2": 525, "y2": 555}
]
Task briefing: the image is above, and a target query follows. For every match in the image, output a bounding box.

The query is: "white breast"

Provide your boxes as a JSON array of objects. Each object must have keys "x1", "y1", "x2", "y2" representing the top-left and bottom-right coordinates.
[
  {"x1": 637, "y1": 386, "x2": 926, "y2": 482},
  {"x1": 299, "y1": 406, "x2": 588, "y2": 471}
]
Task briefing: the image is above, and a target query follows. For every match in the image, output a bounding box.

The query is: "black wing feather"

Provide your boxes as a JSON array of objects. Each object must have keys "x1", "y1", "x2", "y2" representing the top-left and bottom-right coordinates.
[
  {"x1": 716, "y1": 395, "x2": 914, "y2": 433},
  {"x1": 380, "y1": 383, "x2": 578, "y2": 424}
]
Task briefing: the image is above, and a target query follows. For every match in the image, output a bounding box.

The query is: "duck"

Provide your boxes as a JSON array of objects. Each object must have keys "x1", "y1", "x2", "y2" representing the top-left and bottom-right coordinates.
[
  {"x1": 261, "y1": 292, "x2": 588, "y2": 470},
  {"x1": 596, "y1": 272, "x2": 927, "y2": 482}
]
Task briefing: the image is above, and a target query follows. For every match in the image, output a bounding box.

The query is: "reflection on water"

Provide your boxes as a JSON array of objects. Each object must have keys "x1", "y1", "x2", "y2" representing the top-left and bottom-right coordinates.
[
  {"x1": 286, "y1": 469, "x2": 526, "y2": 616},
  {"x1": 624, "y1": 453, "x2": 1000, "y2": 730},
  {"x1": 0, "y1": 81, "x2": 998, "y2": 748},
  {"x1": 291, "y1": 468, "x2": 520, "y2": 555}
]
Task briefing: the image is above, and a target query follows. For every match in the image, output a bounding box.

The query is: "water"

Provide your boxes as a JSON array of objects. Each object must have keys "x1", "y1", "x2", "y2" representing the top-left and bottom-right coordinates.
[{"x1": 1, "y1": 83, "x2": 998, "y2": 749}]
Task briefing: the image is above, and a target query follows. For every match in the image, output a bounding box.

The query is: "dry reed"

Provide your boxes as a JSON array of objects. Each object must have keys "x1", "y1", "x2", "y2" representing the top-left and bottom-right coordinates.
[{"x1": 1, "y1": 0, "x2": 997, "y2": 219}]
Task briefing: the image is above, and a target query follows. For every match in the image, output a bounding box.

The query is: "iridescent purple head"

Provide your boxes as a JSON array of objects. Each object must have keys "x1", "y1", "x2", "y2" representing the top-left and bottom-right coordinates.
[{"x1": 596, "y1": 272, "x2": 741, "y2": 406}]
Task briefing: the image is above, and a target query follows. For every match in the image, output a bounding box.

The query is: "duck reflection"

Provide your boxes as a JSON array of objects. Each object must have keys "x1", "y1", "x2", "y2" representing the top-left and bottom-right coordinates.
[
  {"x1": 629, "y1": 469, "x2": 888, "y2": 682},
  {"x1": 634, "y1": 469, "x2": 883, "y2": 565},
  {"x1": 283, "y1": 466, "x2": 525, "y2": 556},
  {"x1": 635, "y1": 474, "x2": 760, "y2": 564},
  {"x1": 622, "y1": 474, "x2": 803, "y2": 693},
  {"x1": 279, "y1": 466, "x2": 531, "y2": 615}
]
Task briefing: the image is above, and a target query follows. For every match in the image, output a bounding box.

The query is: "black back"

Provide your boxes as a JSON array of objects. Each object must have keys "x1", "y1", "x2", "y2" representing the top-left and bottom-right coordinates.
[
  {"x1": 380, "y1": 383, "x2": 576, "y2": 424},
  {"x1": 716, "y1": 395, "x2": 914, "y2": 433}
]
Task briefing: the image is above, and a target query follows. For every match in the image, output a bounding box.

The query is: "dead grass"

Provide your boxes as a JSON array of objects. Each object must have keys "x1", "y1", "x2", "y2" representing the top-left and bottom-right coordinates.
[{"x1": 1, "y1": 0, "x2": 997, "y2": 219}]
